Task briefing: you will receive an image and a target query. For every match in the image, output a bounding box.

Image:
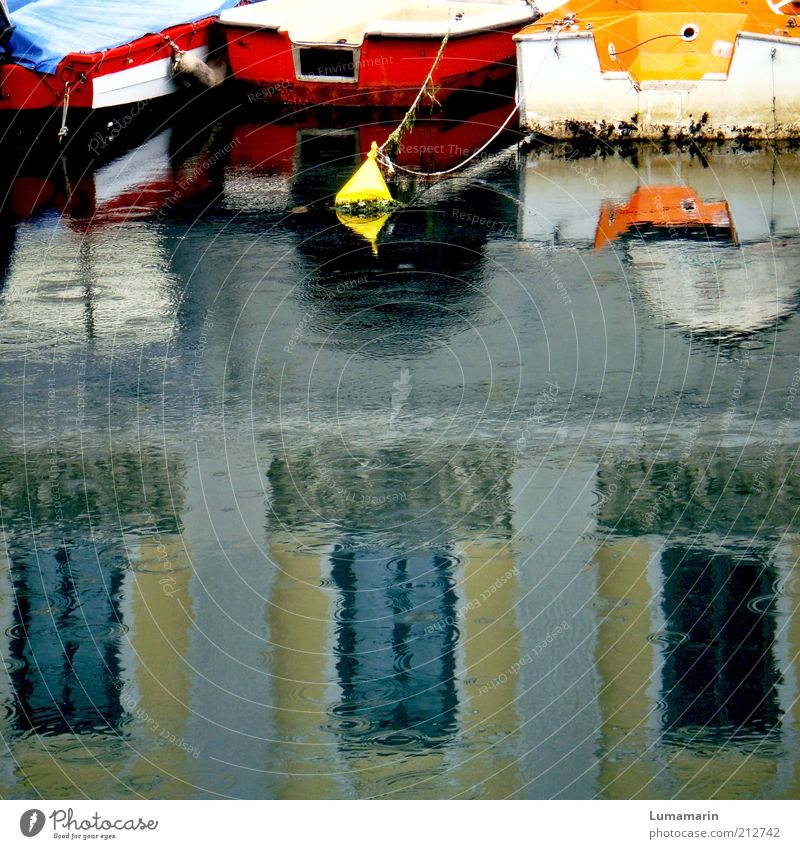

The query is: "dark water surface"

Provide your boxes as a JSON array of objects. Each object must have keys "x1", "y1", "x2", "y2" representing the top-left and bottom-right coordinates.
[{"x1": 1, "y1": 105, "x2": 800, "y2": 799}]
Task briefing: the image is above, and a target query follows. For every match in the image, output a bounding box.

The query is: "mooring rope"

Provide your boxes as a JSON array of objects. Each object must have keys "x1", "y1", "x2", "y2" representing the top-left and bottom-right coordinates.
[
  {"x1": 58, "y1": 81, "x2": 71, "y2": 143},
  {"x1": 375, "y1": 20, "x2": 567, "y2": 179},
  {"x1": 378, "y1": 27, "x2": 454, "y2": 161}
]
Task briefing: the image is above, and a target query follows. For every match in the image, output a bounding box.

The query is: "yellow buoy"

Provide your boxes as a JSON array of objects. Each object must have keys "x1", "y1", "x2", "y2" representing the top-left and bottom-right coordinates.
[{"x1": 335, "y1": 141, "x2": 393, "y2": 207}]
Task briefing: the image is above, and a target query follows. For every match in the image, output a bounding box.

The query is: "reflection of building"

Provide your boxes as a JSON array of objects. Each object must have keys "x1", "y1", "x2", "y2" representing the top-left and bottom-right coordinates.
[
  {"x1": 659, "y1": 546, "x2": 780, "y2": 737},
  {"x1": 0, "y1": 118, "x2": 238, "y2": 797},
  {"x1": 264, "y1": 440, "x2": 525, "y2": 798},
  {"x1": 0, "y1": 445, "x2": 197, "y2": 798},
  {"x1": 330, "y1": 548, "x2": 459, "y2": 747},
  {"x1": 8, "y1": 542, "x2": 127, "y2": 737},
  {"x1": 593, "y1": 451, "x2": 800, "y2": 798},
  {"x1": 520, "y1": 146, "x2": 800, "y2": 338},
  {"x1": 5, "y1": 104, "x2": 800, "y2": 801}
]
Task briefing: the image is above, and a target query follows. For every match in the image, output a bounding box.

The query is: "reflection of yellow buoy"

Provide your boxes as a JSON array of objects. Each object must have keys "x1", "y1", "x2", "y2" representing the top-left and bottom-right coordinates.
[
  {"x1": 335, "y1": 141, "x2": 394, "y2": 208},
  {"x1": 336, "y1": 210, "x2": 390, "y2": 256}
]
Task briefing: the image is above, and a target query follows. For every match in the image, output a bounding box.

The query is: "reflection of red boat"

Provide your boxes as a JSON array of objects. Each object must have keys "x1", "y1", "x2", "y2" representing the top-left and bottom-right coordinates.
[
  {"x1": 226, "y1": 103, "x2": 520, "y2": 251},
  {"x1": 594, "y1": 186, "x2": 733, "y2": 249},
  {"x1": 0, "y1": 127, "x2": 214, "y2": 344},
  {"x1": 229, "y1": 101, "x2": 517, "y2": 173},
  {"x1": 0, "y1": 1, "x2": 243, "y2": 114},
  {"x1": 5, "y1": 128, "x2": 214, "y2": 228},
  {"x1": 218, "y1": 0, "x2": 538, "y2": 107}
]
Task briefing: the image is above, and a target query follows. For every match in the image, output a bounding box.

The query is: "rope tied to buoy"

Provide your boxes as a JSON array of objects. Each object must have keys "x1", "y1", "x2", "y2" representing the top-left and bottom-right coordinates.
[{"x1": 334, "y1": 10, "x2": 566, "y2": 216}]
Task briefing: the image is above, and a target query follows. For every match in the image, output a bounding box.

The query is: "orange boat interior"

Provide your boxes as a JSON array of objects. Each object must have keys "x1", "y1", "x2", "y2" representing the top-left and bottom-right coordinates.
[{"x1": 528, "y1": 0, "x2": 800, "y2": 82}]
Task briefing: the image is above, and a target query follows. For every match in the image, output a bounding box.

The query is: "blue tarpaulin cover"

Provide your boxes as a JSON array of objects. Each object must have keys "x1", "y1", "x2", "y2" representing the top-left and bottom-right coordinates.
[{"x1": 6, "y1": 0, "x2": 243, "y2": 74}]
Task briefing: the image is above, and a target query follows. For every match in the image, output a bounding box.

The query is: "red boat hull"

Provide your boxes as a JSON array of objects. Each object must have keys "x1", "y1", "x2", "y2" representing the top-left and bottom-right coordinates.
[
  {"x1": 0, "y1": 20, "x2": 215, "y2": 112},
  {"x1": 223, "y1": 27, "x2": 519, "y2": 107}
]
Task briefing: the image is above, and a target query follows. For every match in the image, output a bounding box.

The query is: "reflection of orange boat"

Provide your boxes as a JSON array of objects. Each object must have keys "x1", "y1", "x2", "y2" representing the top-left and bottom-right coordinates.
[
  {"x1": 594, "y1": 185, "x2": 733, "y2": 249},
  {"x1": 519, "y1": 147, "x2": 800, "y2": 335},
  {"x1": 515, "y1": 0, "x2": 800, "y2": 138}
]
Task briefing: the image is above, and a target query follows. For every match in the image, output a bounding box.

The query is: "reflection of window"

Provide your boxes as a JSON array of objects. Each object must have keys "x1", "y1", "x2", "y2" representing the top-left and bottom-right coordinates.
[
  {"x1": 9, "y1": 543, "x2": 125, "y2": 735},
  {"x1": 660, "y1": 547, "x2": 780, "y2": 739},
  {"x1": 330, "y1": 548, "x2": 459, "y2": 747}
]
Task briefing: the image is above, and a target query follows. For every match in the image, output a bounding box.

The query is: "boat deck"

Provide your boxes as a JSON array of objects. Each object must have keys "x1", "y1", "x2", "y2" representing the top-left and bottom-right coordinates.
[
  {"x1": 517, "y1": 0, "x2": 800, "y2": 77},
  {"x1": 219, "y1": 0, "x2": 534, "y2": 45}
]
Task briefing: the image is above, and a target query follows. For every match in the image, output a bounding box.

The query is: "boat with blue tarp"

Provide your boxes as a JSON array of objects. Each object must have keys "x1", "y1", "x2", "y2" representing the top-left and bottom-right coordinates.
[{"x1": 0, "y1": 0, "x2": 245, "y2": 119}]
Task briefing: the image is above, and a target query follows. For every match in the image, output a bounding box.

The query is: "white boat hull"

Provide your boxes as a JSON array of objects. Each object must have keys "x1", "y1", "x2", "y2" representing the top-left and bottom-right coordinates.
[{"x1": 515, "y1": 30, "x2": 800, "y2": 139}]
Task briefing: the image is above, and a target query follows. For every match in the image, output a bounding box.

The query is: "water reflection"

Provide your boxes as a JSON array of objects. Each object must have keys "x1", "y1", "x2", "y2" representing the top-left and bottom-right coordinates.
[
  {"x1": 264, "y1": 437, "x2": 525, "y2": 798},
  {"x1": 1, "y1": 115, "x2": 800, "y2": 798},
  {"x1": 0, "y1": 441, "x2": 194, "y2": 796},
  {"x1": 521, "y1": 146, "x2": 800, "y2": 339},
  {"x1": 227, "y1": 100, "x2": 519, "y2": 271},
  {"x1": 0, "y1": 124, "x2": 229, "y2": 359},
  {"x1": 659, "y1": 547, "x2": 780, "y2": 740},
  {"x1": 594, "y1": 454, "x2": 798, "y2": 798},
  {"x1": 328, "y1": 548, "x2": 460, "y2": 749},
  {"x1": 8, "y1": 541, "x2": 128, "y2": 736}
]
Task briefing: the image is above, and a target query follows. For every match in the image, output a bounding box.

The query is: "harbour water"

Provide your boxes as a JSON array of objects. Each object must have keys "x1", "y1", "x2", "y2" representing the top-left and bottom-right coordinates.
[{"x1": 1, "y1": 107, "x2": 799, "y2": 799}]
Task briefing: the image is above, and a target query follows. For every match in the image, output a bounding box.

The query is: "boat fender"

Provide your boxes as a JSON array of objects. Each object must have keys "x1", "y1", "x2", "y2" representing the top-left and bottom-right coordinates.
[{"x1": 172, "y1": 51, "x2": 227, "y2": 89}]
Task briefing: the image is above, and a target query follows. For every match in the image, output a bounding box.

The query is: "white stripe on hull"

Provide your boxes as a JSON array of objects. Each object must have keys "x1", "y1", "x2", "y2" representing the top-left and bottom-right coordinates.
[{"x1": 91, "y1": 46, "x2": 207, "y2": 109}]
